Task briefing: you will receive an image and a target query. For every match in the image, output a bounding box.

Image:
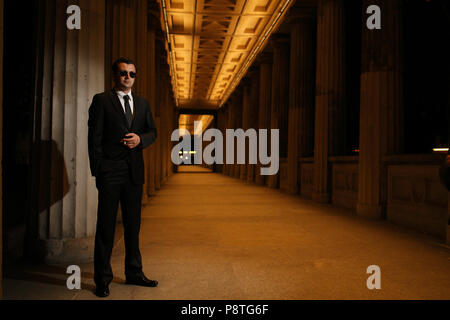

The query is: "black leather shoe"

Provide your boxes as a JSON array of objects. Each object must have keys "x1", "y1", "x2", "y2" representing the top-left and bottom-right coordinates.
[
  {"x1": 126, "y1": 274, "x2": 158, "y2": 287},
  {"x1": 95, "y1": 283, "x2": 110, "y2": 297}
]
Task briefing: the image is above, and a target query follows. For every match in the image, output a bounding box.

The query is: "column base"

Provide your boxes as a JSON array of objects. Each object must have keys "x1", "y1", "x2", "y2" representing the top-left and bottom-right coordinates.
[
  {"x1": 356, "y1": 203, "x2": 383, "y2": 219},
  {"x1": 267, "y1": 174, "x2": 279, "y2": 189},
  {"x1": 233, "y1": 166, "x2": 240, "y2": 179},
  {"x1": 35, "y1": 237, "x2": 95, "y2": 265},
  {"x1": 240, "y1": 164, "x2": 247, "y2": 180},
  {"x1": 312, "y1": 192, "x2": 330, "y2": 203},
  {"x1": 287, "y1": 185, "x2": 299, "y2": 195},
  {"x1": 247, "y1": 165, "x2": 255, "y2": 183},
  {"x1": 255, "y1": 175, "x2": 265, "y2": 185}
]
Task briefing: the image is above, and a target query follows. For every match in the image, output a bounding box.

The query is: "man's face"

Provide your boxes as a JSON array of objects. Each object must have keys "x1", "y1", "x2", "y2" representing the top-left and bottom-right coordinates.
[{"x1": 114, "y1": 62, "x2": 136, "y2": 91}]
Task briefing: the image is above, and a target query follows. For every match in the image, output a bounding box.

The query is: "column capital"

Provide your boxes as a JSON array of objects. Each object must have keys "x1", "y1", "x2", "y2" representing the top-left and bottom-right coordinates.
[
  {"x1": 270, "y1": 33, "x2": 290, "y2": 48},
  {"x1": 240, "y1": 75, "x2": 251, "y2": 88},
  {"x1": 287, "y1": 7, "x2": 316, "y2": 24},
  {"x1": 148, "y1": 14, "x2": 160, "y2": 31},
  {"x1": 155, "y1": 29, "x2": 166, "y2": 43},
  {"x1": 246, "y1": 65, "x2": 259, "y2": 78},
  {"x1": 147, "y1": 0, "x2": 161, "y2": 30},
  {"x1": 231, "y1": 85, "x2": 243, "y2": 101},
  {"x1": 255, "y1": 51, "x2": 273, "y2": 65},
  {"x1": 228, "y1": 89, "x2": 238, "y2": 103},
  {"x1": 148, "y1": 0, "x2": 160, "y2": 16},
  {"x1": 158, "y1": 45, "x2": 168, "y2": 60}
]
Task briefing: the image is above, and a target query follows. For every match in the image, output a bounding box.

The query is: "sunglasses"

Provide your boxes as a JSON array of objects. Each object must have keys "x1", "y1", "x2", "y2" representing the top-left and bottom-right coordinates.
[{"x1": 119, "y1": 71, "x2": 136, "y2": 78}]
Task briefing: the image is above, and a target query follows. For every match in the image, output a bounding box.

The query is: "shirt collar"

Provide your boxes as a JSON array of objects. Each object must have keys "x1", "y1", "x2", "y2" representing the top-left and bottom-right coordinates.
[{"x1": 116, "y1": 90, "x2": 132, "y2": 100}]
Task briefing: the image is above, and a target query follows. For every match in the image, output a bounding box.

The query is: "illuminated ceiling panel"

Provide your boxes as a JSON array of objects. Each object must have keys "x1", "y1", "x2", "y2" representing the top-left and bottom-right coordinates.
[{"x1": 160, "y1": 0, "x2": 294, "y2": 108}]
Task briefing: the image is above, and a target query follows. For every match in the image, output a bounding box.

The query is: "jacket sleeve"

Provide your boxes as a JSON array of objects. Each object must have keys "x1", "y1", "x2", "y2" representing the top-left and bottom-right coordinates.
[
  {"x1": 88, "y1": 94, "x2": 104, "y2": 176},
  {"x1": 138, "y1": 100, "x2": 158, "y2": 149}
]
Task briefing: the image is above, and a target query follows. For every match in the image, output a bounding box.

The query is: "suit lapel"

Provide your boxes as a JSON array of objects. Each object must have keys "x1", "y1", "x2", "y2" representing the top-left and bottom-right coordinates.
[
  {"x1": 131, "y1": 92, "x2": 140, "y2": 130},
  {"x1": 109, "y1": 90, "x2": 130, "y2": 130}
]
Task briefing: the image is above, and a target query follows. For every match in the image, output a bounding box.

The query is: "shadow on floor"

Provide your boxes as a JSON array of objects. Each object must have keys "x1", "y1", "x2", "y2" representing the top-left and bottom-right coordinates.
[{"x1": 3, "y1": 259, "x2": 127, "y2": 293}]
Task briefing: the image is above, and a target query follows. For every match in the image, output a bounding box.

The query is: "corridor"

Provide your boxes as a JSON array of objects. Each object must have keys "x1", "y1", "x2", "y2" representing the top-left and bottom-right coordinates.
[
  {"x1": 1, "y1": 0, "x2": 449, "y2": 303},
  {"x1": 4, "y1": 166, "x2": 450, "y2": 300}
]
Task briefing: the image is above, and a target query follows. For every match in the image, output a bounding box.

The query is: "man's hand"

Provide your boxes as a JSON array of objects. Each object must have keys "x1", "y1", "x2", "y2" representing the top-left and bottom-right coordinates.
[{"x1": 121, "y1": 133, "x2": 141, "y2": 149}]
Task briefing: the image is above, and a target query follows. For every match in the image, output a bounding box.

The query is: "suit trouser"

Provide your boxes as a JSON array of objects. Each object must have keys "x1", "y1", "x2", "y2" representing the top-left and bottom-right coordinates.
[{"x1": 94, "y1": 168, "x2": 143, "y2": 285}]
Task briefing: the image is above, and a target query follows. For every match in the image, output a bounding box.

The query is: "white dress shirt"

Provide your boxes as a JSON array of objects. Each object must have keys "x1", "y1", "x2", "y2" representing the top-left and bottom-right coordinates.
[{"x1": 115, "y1": 90, "x2": 134, "y2": 115}]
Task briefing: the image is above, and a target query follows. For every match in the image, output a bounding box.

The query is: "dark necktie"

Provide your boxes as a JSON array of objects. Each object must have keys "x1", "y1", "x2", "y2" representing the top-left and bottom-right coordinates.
[{"x1": 123, "y1": 95, "x2": 132, "y2": 128}]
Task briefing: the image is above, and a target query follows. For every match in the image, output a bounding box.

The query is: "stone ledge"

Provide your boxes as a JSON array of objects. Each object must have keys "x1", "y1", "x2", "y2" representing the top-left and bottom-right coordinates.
[
  {"x1": 38, "y1": 236, "x2": 95, "y2": 265},
  {"x1": 329, "y1": 156, "x2": 359, "y2": 163},
  {"x1": 383, "y1": 154, "x2": 446, "y2": 165}
]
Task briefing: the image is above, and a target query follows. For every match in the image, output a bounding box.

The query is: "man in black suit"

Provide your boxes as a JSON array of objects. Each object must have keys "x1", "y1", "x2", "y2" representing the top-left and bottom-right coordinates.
[{"x1": 88, "y1": 57, "x2": 158, "y2": 297}]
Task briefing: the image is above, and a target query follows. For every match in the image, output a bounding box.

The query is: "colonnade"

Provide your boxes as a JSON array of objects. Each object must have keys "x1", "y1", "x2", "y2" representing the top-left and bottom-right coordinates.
[
  {"x1": 1, "y1": 0, "x2": 448, "y2": 268},
  {"x1": 217, "y1": 0, "x2": 448, "y2": 240},
  {"x1": 31, "y1": 0, "x2": 177, "y2": 263}
]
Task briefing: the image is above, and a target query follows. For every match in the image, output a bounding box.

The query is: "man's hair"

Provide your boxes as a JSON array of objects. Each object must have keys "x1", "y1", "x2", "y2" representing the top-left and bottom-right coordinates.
[{"x1": 112, "y1": 57, "x2": 137, "y2": 74}]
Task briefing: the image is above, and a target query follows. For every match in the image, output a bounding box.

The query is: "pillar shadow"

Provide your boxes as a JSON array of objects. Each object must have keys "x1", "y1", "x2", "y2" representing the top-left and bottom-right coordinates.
[{"x1": 38, "y1": 139, "x2": 70, "y2": 213}]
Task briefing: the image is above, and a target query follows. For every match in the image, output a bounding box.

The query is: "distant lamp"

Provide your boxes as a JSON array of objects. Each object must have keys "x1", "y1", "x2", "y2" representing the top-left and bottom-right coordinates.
[{"x1": 432, "y1": 147, "x2": 449, "y2": 154}]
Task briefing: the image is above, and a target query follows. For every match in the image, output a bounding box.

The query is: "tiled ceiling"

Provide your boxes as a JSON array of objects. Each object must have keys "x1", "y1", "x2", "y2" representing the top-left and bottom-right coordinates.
[{"x1": 159, "y1": 0, "x2": 294, "y2": 108}]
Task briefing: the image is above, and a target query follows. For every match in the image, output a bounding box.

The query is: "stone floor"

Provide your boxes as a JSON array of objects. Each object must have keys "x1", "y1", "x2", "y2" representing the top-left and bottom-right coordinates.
[{"x1": 3, "y1": 166, "x2": 450, "y2": 300}]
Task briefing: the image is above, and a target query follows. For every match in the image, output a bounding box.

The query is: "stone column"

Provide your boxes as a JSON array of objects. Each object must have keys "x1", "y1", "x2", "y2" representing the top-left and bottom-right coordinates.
[
  {"x1": 233, "y1": 89, "x2": 243, "y2": 179},
  {"x1": 247, "y1": 68, "x2": 260, "y2": 183},
  {"x1": 135, "y1": 0, "x2": 149, "y2": 204},
  {"x1": 154, "y1": 35, "x2": 165, "y2": 190},
  {"x1": 221, "y1": 104, "x2": 229, "y2": 175},
  {"x1": 216, "y1": 106, "x2": 227, "y2": 173},
  {"x1": 312, "y1": 0, "x2": 346, "y2": 203},
  {"x1": 105, "y1": 0, "x2": 145, "y2": 87},
  {"x1": 240, "y1": 81, "x2": 251, "y2": 181},
  {"x1": 146, "y1": 6, "x2": 159, "y2": 196},
  {"x1": 0, "y1": 0, "x2": 3, "y2": 294},
  {"x1": 255, "y1": 54, "x2": 272, "y2": 185},
  {"x1": 37, "y1": 0, "x2": 105, "y2": 263},
  {"x1": 226, "y1": 98, "x2": 236, "y2": 177},
  {"x1": 357, "y1": 0, "x2": 404, "y2": 218},
  {"x1": 160, "y1": 65, "x2": 170, "y2": 185},
  {"x1": 167, "y1": 94, "x2": 175, "y2": 179},
  {"x1": 447, "y1": 192, "x2": 450, "y2": 244},
  {"x1": 267, "y1": 35, "x2": 290, "y2": 188},
  {"x1": 225, "y1": 101, "x2": 233, "y2": 176},
  {"x1": 287, "y1": 7, "x2": 316, "y2": 194}
]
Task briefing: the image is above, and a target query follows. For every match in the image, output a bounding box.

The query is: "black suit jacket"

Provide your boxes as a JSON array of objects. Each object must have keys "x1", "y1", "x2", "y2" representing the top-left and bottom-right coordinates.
[{"x1": 88, "y1": 89, "x2": 157, "y2": 185}]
